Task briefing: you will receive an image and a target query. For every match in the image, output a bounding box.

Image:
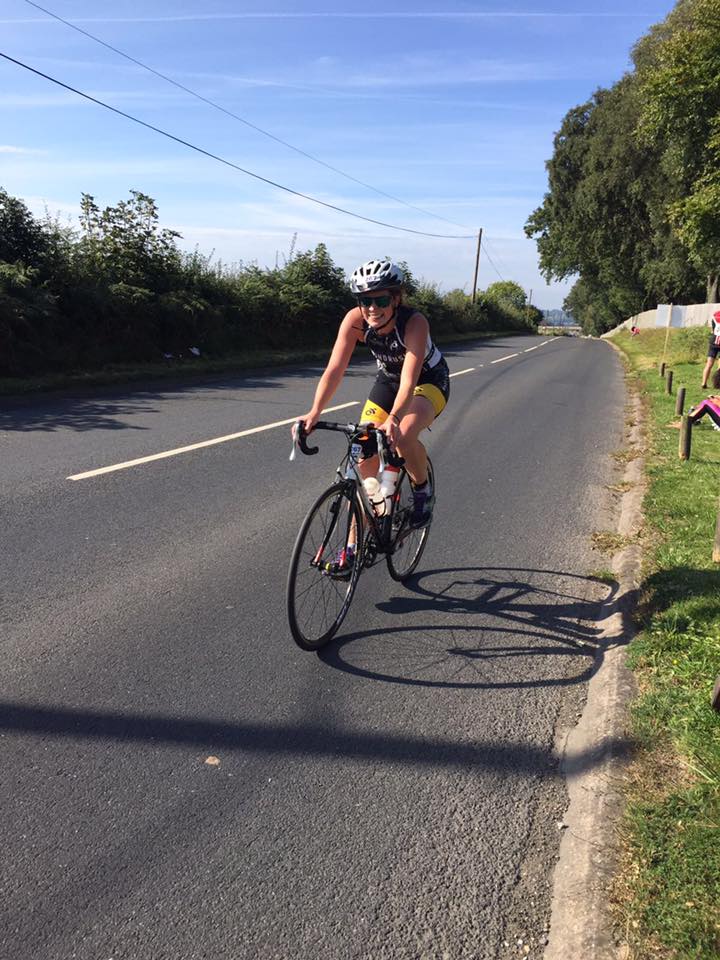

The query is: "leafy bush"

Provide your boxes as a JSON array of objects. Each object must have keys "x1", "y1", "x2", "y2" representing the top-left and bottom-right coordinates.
[{"x1": 0, "y1": 187, "x2": 532, "y2": 377}]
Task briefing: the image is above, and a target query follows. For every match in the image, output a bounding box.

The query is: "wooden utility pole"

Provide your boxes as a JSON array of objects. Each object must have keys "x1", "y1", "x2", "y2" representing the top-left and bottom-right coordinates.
[
  {"x1": 471, "y1": 228, "x2": 483, "y2": 304},
  {"x1": 526, "y1": 288, "x2": 533, "y2": 326}
]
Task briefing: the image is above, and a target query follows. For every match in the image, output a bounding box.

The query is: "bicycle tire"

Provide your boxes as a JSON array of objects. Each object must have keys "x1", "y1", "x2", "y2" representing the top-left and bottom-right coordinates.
[
  {"x1": 386, "y1": 458, "x2": 434, "y2": 582},
  {"x1": 287, "y1": 482, "x2": 364, "y2": 650}
]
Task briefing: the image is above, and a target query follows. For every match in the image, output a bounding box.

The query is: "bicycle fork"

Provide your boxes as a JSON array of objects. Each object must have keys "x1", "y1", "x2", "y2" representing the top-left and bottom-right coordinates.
[{"x1": 310, "y1": 488, "x2": 358, "y2": 571}]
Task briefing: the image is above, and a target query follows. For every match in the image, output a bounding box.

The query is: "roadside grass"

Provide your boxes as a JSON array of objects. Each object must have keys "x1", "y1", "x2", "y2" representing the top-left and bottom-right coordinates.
[
  {"x1": 0, "y1": 328, "x2": 520, "y2": 397},
  {"x1": 588, "y1": 568, "x2": 617, "y2": 585},
  {"x1": 611, "y1": 329, "x2": 720, "y2": 959},
  {"x1": 591, "y1": 530, "x2": 633, "y2": 553}
]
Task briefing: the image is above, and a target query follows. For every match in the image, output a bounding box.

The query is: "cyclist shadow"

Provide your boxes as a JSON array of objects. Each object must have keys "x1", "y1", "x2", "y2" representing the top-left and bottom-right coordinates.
[{"x1": 319, "y1": 565, "x2": 630, "y2": 691}]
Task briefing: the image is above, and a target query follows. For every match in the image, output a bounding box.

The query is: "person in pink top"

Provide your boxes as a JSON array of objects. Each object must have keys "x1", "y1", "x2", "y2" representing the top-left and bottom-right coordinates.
[
  {"x1": 700, "y1": 309, "x2": 720, "y2": 389},
  {"x1": 687, "y1": 370, "x2": 720, "y2": 431}
]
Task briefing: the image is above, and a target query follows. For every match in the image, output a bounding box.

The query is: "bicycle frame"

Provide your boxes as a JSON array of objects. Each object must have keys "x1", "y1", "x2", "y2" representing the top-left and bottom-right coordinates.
[
  {"x1": 290, "y1": 420, "x2": 403, "y2": 557},
  {"x1": 287, "y1": 419, "x2": 434, "y2": 648}
]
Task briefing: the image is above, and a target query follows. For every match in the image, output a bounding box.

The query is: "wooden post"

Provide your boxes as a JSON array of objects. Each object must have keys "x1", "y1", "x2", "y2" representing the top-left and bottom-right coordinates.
[
  {"x1": 665, "y1": 370, "x2": 673, "y2": 394},
  {"x1": 675, "y1": 387, "x2": 686, "y2": 416},
  {"x1": 662, "y1": 305, "x2": 673, "y2": 364},
  {"x1": 679, "y1": 415, "x2": 692, "y2": 460},
  {"x1": 713, "y1": 497, "x2": 720, "y2": 563},
  {"x1": 471, "y1": 228, "x2": 483, "y2": 304},
  {"x1": 659, "y1": 361, "x2": 666, "y2": 377}
]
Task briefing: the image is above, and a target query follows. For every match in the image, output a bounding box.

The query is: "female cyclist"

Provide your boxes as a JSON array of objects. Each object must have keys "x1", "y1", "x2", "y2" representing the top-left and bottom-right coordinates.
[{"x1": 299, "y1": 259, "x2": 450, "y2": 533}]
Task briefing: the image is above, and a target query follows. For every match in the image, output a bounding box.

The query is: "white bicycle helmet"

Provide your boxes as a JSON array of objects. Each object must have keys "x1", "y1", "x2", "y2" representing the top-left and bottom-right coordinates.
[{"x1": 349, "y1": 259, "x2": 404, "y2": 294}]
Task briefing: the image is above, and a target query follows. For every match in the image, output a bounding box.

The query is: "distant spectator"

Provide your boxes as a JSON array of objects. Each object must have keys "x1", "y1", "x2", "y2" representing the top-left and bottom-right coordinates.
[
  {"x1": 670, "y1": 371, "x2": 720, "y2": 432},
  {"x1": 688, "y1": 397, "x2": 720, "y2": 431},
  {"x1": 688, "y1": 370, "x2": 720, "y2": 431},
  {"x1": 700, "y1": 309, "x2": 720, "y2": 388},
  {"x1": 630, "y1": 325, "x2": 640, "y2": 336}
]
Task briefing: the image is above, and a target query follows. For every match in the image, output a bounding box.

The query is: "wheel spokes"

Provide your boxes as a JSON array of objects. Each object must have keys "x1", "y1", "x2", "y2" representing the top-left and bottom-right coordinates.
[{"x1": 288, "y1": 487, "x2": 362, "y2": 647}]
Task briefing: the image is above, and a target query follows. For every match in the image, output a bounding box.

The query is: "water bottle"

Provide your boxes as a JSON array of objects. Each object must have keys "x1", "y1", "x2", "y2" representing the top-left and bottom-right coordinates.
[
  {"x1": 363, "y1": 475, "x2": 381, "y2": 509},
  {"x1": 378, "y1": 465, "x2": 401, "y2": 516}
]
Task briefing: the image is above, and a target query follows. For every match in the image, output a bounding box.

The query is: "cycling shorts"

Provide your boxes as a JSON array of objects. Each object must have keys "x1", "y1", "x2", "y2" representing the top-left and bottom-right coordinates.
[
  {"x1": 361, "y1": 361, "x2": 450, "y2": 425},
  {"x1": 707, "y1": 336, "x2": 720, "y2": 359}
]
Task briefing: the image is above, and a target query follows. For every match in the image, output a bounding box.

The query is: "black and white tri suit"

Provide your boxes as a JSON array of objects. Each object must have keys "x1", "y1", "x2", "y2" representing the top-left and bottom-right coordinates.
[{"x1": 360, "y1": 304, "x2": 450, "y2": 422}]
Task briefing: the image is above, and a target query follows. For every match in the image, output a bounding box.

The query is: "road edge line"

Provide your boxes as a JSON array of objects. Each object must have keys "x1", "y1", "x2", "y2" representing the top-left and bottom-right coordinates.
[{"x1": 544, "y1": 346, "x2": 643, "y2": 960}]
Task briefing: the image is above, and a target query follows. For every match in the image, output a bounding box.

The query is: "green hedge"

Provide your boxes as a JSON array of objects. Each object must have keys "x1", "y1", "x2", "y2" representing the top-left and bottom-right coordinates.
[{"x1": 0, "y1": 187, "x2": 535, "y2": 377}]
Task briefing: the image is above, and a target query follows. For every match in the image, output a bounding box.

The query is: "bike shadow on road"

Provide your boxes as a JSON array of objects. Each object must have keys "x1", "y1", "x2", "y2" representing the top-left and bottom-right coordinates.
[{"x1": 319, "y1": 565, "x2": 633, "y2": 692}]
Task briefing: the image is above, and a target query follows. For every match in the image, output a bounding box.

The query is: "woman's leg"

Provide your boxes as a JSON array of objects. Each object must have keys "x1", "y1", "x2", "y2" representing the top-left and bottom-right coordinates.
[
  {"x1": 692, "y1": 399, "x2": 720, "y2": 429},
  {"x1": 690, "y1": 398, "x2": 719, "y2": 422},
  {"x1": 358, "y1": 387, "x2": 390, "y2": 481},
  {"x1": 702, "y1": 352, "x2": 717, "y2": 388},
  {"x1": 395, "y1": 396, "x2": 436, "y2": 485}
]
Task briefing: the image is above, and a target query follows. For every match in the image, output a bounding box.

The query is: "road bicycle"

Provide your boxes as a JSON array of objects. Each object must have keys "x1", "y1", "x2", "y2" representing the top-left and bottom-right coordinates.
[{"x1": 286, "y1": 420, "x2": 435, "y2": 651}]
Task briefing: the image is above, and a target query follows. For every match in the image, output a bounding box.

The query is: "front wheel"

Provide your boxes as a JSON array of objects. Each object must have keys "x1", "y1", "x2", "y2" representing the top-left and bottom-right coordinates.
[
  {"x1": 386, "y1": 458, "x2": 434, "y2": 582},
  {"x1": 287, "y1": 483, "x2": 364, "y2": 650}
]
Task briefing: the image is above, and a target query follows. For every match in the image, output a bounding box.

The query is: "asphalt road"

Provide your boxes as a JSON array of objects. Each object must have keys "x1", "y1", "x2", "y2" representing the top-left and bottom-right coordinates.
[{"x1": 1, "y1": 334, "x2": 625, "y2": 960}]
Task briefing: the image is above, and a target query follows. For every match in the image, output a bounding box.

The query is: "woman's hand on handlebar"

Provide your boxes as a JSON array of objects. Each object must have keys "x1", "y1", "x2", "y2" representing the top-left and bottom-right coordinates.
[
  {"x1": 296, "y1": 410, "x2": 320, "y2": 436},
  {"x1": 378, "y1": 414, "x2": 399, "y2": 451}
]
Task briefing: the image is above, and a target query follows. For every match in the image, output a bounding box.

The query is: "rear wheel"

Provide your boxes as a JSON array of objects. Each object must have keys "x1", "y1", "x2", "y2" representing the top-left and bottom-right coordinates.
[
  {"x1": 386, "y1": 458, "x2": 434, "y2": 581},
  {"x1": 287, "y1": 483, "x2": 364, "y2": 650}
]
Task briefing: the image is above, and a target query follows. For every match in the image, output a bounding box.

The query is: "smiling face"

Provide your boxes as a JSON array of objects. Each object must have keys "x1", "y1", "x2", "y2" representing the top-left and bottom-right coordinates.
[{"x1": 357, "y1": 289, "x2": 399, "y2": 329}]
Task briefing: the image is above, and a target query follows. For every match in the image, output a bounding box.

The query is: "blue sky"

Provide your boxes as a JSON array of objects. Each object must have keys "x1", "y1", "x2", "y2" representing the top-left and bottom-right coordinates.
[{"x1": 1, "y1": 1, "x2": 674, "y2": 309}]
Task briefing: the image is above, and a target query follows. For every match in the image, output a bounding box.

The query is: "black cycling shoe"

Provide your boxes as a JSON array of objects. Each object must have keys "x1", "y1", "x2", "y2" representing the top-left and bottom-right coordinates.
[{"x1": 409, "y1": 484, "x2": 434, "y2": 528}]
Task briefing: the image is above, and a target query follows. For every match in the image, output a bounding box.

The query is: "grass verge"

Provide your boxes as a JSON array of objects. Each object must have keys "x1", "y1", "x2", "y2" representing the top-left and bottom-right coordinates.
[
  {"x1": 610, "y1": 329, "x2": 720, "y2": 959},
  {"x1": 0, "y1": 328, "x2": 524, "y2": 397}
]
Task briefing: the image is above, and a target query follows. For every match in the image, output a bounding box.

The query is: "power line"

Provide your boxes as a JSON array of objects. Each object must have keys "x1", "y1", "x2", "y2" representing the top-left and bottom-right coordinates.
[
  {"x1": 480, "y1": 238, "x2": 505, "y2": 281},
  {"x1": 481, "y1": 235, "x2": 514, "y2": 281},
  {"x1": 23, "y1": 0, "x2": 473, "y2": 233},
  {"x1": 0, "y1": 51, "x2": 475, "y2": 240}
]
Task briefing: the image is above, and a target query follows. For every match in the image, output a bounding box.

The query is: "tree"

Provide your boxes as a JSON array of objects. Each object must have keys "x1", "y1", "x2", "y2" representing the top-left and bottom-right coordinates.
[
  {"x1": 483, "y1": 280, "x2": 527, "y2": 310},
  {"x1": 525, "y1": 43, "x2": 707, "y2": 334},
  {"x1": 0, "y1": 188, "x2": 48, "y2": 266},
  {"x1": 635, "y1": 0, "x2": 720, "y2": 300},
  {"x1": 78, "y1": 191, "x2": 182, "y2": 286}
]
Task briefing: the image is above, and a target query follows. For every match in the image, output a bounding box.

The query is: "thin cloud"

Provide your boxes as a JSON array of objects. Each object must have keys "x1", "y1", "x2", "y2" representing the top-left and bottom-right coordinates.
[
  {"x1": 0, "y1": 144, "x2": 45, "y2": 154},
  {"x1": 3, "y1": 11, "x2": 655, "y2": 24},
  {"x1": 187, "y1": 56, "x2": 567, "y2": 94}
]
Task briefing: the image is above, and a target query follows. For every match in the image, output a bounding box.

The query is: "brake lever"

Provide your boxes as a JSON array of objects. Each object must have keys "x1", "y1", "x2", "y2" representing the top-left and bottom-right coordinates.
[
  {"x1": 290, "y1": 421, "x2": 319, "y2": 460},
  {"x1": 375, "y1": 427, "x2": 387, "y2": 474}
]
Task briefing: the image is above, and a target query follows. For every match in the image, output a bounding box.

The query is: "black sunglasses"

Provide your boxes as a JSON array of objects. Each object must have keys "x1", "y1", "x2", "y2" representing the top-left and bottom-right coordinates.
[{"x1": 358, "y1": 294, "x2": 393, "y2": 309}]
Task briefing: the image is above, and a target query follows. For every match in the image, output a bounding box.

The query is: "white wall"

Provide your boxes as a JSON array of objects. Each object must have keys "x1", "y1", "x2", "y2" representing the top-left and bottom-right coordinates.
[{"x1": 606, "y1": 303, "x2": 720, "y2": 335}]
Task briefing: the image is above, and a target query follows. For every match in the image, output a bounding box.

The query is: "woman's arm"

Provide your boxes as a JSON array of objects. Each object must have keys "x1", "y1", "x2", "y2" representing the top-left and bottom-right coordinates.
[{"x1": 300, "y1": 309, "x2": 362, "y2": 431}]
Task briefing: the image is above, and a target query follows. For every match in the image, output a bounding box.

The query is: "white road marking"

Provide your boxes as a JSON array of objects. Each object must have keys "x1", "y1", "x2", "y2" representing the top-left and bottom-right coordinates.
[
  {"x1": 524, "y1": 345, "x2": 540, "y2": 352},
  {"x1": 68, "y1": 341, "x2": 542, "y2": 482},
  {"x1": 67, "y1": 401, "x2": 360, "y2": 481}
]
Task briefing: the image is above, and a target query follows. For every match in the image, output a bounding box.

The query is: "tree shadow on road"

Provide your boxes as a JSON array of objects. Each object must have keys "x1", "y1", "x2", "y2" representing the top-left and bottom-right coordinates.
[
  {"x1": 0, "y1": 698, "x2": 631, "y2": 778},
  {"x1": 0, "y1": 359, "x2": 381, "y2": 433}
]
